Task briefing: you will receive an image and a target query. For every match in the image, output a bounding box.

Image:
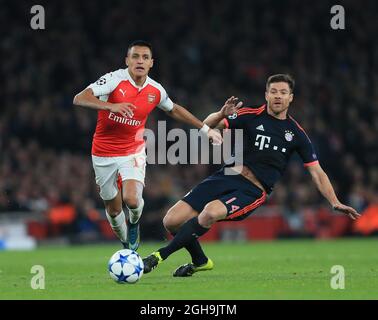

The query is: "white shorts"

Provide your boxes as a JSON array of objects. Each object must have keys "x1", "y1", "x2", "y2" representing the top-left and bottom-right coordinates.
[{"x1": 92, "y1": 150, "x2": 146, "y2": 201}]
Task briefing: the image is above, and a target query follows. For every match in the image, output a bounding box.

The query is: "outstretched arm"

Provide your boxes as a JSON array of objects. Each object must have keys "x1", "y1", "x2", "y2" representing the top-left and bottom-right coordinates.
[
  {"x1": 166, "y1": 103, "x2": 223, "y2": 145},
  {"x1": 73, "y1": 88, "x2": 136, "y2": 118},
  {"x1": 307, "y1": 163, "x2": 360, "y2": 220},
  {"x1": 204, "y1": 96, "x2": 243, "y2": 129}
]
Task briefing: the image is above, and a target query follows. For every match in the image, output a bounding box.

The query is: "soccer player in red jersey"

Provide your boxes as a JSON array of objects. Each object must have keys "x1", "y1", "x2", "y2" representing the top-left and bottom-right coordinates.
[{"x1": 73, "y1": 40, "x2": 222, "y2": 250}]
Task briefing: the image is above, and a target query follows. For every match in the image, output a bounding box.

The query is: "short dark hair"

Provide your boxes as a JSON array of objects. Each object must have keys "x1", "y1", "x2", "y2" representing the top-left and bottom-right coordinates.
[
  {"x1": 266, "y1": 74, "x2": 295, "y2": 93},
  {"x1": 127, "y1": 40, "x2": 153, "y2": 57}
]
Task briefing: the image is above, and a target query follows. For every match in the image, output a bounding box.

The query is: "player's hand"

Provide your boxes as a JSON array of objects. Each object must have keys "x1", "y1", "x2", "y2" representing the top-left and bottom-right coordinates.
[
  {"x1": 220, "y1": 96, "x2": 243, "y2": 118},
  {"x1": 208, "y1": 128, "x2": 223, "y2": 145},
  {"x1": 109, "y1": 103, "x2": 137, "y2": 118},
  {"x1": 333, "y1": 203, "x2": 361, "y2": 220}
]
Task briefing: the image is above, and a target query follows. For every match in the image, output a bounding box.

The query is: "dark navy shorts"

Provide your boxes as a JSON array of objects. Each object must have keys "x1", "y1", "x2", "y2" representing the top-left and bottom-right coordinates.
[{"x1": 182, "y1": 168, "x2": 267, "y2": 221}]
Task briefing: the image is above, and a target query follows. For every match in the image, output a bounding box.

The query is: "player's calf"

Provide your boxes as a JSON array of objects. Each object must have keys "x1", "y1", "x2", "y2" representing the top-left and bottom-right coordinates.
[
  {"x1": 105, "y1": 211, "x2": 128, "y2": 245},
  {"x1": 104, "y1": 197, "x2": 128, "y2": 245}
]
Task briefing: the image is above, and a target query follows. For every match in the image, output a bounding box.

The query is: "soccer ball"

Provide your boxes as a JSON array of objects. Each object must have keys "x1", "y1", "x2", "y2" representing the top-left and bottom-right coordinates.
[{"x1": 108, "y1": 249, "x2": 144, "y2": 284}]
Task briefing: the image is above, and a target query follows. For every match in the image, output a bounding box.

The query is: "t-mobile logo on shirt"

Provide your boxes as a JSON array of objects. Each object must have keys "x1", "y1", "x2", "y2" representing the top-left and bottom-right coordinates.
[
  {"x1": 255, "y1": 134, "x2": 287, "y2": 153},
  {"x1": 255, "y1": 134, "x2": 271, "y2": 150}
]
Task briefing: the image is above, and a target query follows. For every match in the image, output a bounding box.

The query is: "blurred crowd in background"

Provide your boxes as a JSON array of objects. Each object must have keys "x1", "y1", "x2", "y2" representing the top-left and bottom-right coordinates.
[{"x1": 1, "y1": 0, "x2": 377, "y2": 241}]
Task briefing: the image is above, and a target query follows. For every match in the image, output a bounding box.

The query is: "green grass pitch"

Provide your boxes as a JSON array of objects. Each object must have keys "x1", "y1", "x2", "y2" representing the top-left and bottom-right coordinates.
[{"x1": 0, "y1": 238, "x2": 377, "y2": 300}]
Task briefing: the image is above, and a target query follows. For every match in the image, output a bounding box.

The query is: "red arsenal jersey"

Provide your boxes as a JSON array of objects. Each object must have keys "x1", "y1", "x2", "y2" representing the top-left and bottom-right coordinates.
[{"x1": 87, "y1": 68, "x2": 173, "y2": 157}]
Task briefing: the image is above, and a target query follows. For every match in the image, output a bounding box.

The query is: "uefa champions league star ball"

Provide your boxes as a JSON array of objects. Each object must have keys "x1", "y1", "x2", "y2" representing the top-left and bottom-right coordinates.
[{"x1": 108, "y1": 249, "x2": 144, "y2": 284}]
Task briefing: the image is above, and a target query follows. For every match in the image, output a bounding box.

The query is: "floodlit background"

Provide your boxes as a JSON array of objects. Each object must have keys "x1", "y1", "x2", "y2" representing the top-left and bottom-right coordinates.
[{"x1": 1, "y1": 0, "x2": 377, "y2": 250}]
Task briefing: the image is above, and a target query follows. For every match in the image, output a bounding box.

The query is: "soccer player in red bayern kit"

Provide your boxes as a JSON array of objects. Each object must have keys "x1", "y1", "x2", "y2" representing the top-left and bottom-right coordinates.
[{"x1": 73, "y1": 40, "x2": 222, "y2": 250}]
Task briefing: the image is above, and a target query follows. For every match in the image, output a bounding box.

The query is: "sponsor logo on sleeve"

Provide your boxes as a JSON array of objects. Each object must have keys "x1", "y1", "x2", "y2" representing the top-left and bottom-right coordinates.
[
  {"x1": 96, "y1": 77, "x2": 107, "y2": 85},
  {"x1": 228, "y1": 112, "x2": 238, "y2": 120}
]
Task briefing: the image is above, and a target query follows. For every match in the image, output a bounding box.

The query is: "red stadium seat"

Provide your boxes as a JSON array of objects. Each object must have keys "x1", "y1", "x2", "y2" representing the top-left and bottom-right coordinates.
[{"x1": 27, "y1": 220, "x2": 48, "y2": 240}]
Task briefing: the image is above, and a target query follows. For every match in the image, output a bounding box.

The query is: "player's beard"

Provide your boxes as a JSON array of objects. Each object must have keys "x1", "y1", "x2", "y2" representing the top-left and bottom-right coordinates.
[{"x1": 269, "y1": 101, "x2": 289, "y2": 115}]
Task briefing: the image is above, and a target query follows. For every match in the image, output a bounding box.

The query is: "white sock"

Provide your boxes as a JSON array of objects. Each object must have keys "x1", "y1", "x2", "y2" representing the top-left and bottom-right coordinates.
[
  {"x1": 128, "y1": 199, "x2": 144, "y2": 224},
  {"x1": 106, "y1": 210, "x2": 127, "y2": 243}
]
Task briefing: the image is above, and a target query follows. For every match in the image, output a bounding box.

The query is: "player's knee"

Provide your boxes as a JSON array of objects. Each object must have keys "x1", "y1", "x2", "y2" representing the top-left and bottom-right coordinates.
[
  {"x1": 200, "y1": 211, "x2": 218, "y2": 225},
  {"x1": 162, "y1": 216, "x2": 174, "y2": 232},
  {"x1": 163, "y1": 209, "x2": 180, "y2": 232},
  {"x1": 200, "y1": 203, "x2": 224, "y2": 225},
  {"x1": 123, "y1": 194, "x2": 140, "y2": 209},
  {"x1": 105, "y1": 206, "x2": 122, "y2": 217},
  {"x1": 104, "y1": 201, "x2": 121, "y2": 217}
]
